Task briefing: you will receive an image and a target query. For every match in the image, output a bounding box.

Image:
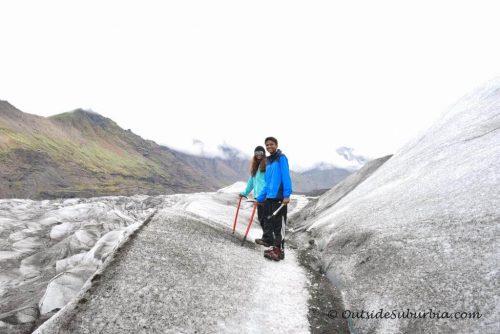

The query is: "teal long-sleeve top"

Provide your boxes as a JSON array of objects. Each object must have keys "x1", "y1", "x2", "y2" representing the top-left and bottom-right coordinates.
[{"x1": 240, "y1": 169, "x2": 266, "y2": 198}]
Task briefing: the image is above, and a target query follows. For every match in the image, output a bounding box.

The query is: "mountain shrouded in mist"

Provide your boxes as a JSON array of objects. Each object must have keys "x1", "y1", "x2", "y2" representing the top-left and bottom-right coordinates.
[
  {"x1": 0, "y1": 101, "x2": 357, "y2": 199},
  {"x1": 0, "y1": 101, "x2": 220, "y2": 198}
]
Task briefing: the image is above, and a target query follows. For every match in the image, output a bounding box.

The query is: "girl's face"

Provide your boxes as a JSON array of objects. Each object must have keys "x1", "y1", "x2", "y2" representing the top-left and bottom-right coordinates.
[
  {"x1": 255, "y1": 151, "x2": 264, "y2": 160},
  {"x1": 265, "y1": 140, "x2": 277, "y2": 154}
]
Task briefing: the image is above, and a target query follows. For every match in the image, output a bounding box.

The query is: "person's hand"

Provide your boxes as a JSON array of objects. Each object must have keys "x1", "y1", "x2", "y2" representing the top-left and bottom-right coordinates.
[{"x1": 282, "y1": 198, "x2": 290, "y2": 205}]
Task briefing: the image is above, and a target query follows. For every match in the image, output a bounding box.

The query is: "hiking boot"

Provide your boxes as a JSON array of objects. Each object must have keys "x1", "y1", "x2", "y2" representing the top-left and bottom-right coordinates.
[
  {"x1": 264, "y1": 247, "x2": 274, "y2": 254},
  {"x1": 265, "y1": 247, "x2": 284, "y2": 260},
  {"x1": 255, "y1": 239, "x2": 271, "y2": 247},
  {"x1": 264, "y1": 247, "x2": 283, "y2": 261},
  {"x1": 263, "y1": 247, "x2": 284, "y2": 259}
]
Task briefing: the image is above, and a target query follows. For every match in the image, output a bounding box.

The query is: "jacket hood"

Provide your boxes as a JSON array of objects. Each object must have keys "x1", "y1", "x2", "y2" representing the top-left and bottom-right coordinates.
[{"x1": 267, "y1": 149, "x2": 282, "y2": 163}]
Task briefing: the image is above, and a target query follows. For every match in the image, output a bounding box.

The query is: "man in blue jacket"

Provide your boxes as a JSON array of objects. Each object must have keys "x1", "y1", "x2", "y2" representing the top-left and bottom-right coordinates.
[{"x1": 256, "y1": 136, "x2": 292, "y2": 261}]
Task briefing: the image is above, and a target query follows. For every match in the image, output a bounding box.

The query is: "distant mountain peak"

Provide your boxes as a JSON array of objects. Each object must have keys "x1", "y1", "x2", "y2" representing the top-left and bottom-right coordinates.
[
  {"x1": 335, "y1": 146, "x2": 368, "y2": 166},
  {"x1": 308, "y1": 162, "x2": 337, "y2": 171},
  {"x1": 186, "y1": 140, "x2": 248, "y2": 160},
  {"x1": 0, "y1": 100, "x2": 22, "y2": 115},
  {"x1": 53, "y1": 108, "x2": 105, "y2": 119},
  {"x1": 72, "y1": 108, "x2": 101, "y2": 115},
  {"x1": 217, "y1": 143, "x2": 248, "y2": 160},
  {"x1": 295, "y1": 147, "x2": 368, "y2": 173},
  {"x1": 50, "y1": 108, "x2": 117, "y2": 130}
]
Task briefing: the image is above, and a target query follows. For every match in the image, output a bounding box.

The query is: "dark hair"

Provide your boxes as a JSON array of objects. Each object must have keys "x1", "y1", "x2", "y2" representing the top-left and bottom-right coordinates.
[
  {"x1": 264, "y1": 136, "x2": 278, "y2": 145},
  {"x1": 254, "y1": 145, "x2": 265, "y2": 153},
  {"x1": 250, "y1": 156, "x2": 266, "y2": 176}
]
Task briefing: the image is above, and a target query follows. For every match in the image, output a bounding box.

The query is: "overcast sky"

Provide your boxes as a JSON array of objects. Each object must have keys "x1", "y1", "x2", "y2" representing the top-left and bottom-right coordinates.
[{"x1": 1, "y1": 0, "x2": 499, "y2": 170}]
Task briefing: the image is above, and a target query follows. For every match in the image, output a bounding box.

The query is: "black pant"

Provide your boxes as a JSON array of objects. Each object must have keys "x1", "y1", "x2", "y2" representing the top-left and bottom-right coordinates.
[
  {"x1": 262, "y1": 199, "x2": 287, "y2": 248},
  {"x1": 257, "y1": 205, "x2": 264, "y2": 230}
]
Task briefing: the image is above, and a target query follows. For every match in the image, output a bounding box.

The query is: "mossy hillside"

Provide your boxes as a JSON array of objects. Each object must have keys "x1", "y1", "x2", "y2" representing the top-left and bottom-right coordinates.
[
  {"x1": 0, "y1": 129, "x2": 170, "y2": 179},
  {"x1": 0, "y1": 104, "x2": 221, "y2": 199}
]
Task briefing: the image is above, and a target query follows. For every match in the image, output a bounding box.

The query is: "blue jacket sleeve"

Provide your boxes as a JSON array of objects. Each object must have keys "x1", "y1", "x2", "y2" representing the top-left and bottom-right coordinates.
[
  {"x1": 280, "y1": 155, "x2": 293, "y2": 198},
  {"x1": 241, "y1": 176, "x2": 254, "y2": 197}
]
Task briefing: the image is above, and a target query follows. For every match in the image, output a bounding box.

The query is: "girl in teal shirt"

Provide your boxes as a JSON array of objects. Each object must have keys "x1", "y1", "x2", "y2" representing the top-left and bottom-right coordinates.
[{"x1": 240, "y1": 146, "x2": 267, "y2": 244}]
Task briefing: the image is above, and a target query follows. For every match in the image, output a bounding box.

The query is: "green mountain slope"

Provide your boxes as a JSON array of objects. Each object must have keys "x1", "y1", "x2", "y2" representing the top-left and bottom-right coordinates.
[{"x1": 0, "y1": 101, "x2": 219, "y2": 198}]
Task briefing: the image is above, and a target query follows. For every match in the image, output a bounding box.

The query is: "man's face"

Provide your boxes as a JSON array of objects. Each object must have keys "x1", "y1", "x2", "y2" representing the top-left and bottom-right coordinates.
[{"x1": 265, "y1": 140, "x2": 277, "y2": 154}]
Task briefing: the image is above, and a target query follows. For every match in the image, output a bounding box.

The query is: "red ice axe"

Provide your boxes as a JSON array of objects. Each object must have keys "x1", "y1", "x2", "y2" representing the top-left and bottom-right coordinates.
[
  {"x1": 241, "y1": 202, "x2": 258, "y2": 246},
  {"x1": 232, "y1": 196, "x2": 244, "y2": 234}
]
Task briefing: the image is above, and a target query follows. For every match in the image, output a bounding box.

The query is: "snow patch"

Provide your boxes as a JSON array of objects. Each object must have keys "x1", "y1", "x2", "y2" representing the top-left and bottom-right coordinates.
[{"x1": 217, "y1": 181, "x2": 247, "y2": 194}]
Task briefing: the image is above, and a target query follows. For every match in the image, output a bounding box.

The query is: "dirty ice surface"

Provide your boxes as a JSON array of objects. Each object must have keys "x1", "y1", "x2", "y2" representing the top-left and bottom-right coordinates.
[
  {"x1": 1, "y1": 186, "x2": 311, "y2": 333},
  {"x1": 291, "y1": 79, "x2": 500, "y2": 334}
]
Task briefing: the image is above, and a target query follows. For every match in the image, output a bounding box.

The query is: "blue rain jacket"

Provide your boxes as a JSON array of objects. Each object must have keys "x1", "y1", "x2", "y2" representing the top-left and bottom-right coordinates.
[{"x1": 256, "y1": 150, "x2": 292, "y2": 202}]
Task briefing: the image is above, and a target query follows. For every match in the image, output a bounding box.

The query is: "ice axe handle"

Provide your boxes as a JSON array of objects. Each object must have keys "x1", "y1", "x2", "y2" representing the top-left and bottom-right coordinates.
[
  {"x1": 266, "y1": 203, "x2": 285, "y2": 220},
  {"x1": 241, "y1": 203, "x2": 257, "y2": 246},
  {"x1": 232, "y1": 196, "x2": 243, "y2": 234}
]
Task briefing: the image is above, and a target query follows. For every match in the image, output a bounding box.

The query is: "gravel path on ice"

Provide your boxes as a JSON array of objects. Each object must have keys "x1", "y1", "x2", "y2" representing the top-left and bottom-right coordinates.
[{"x1": 34, "y1": 206, "x2": 311, "y2": 333}]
